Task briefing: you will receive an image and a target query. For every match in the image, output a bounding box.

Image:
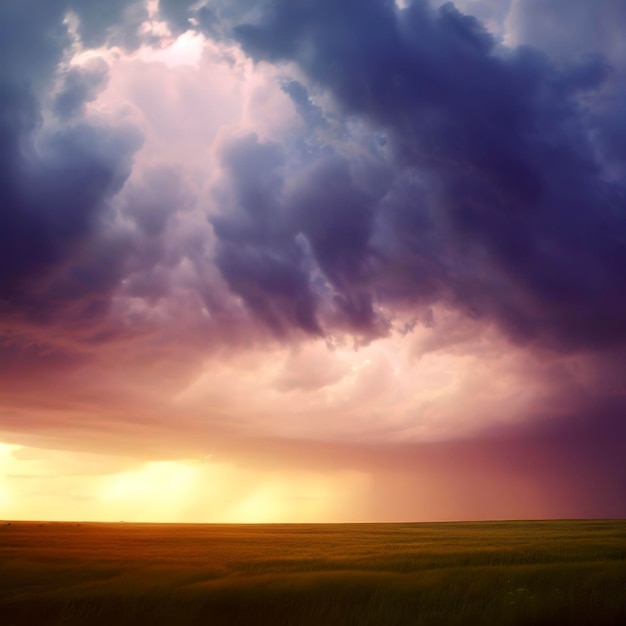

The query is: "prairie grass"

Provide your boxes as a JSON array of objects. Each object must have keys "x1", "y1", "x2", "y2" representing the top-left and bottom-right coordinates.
[{"x1": 1, "y1": 520, "x2": 625, "y2": 625}]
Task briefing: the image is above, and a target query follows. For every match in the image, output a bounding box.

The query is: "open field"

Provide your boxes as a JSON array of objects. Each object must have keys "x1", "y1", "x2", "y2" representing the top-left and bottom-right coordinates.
[{"x1": 1, "y1": 520, "x2": 625, "y2": 625}]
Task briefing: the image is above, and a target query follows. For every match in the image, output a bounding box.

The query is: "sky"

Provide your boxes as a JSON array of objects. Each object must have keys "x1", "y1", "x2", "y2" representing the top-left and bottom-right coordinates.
[{"x1": 0, "y1": 0, "x2": 625, "y2": 523}]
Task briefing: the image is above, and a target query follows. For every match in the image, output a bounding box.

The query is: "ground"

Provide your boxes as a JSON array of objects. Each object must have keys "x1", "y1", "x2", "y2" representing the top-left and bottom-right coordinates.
[{"x1": 1, "y1": 520, "x2": 625, "y2": 625}]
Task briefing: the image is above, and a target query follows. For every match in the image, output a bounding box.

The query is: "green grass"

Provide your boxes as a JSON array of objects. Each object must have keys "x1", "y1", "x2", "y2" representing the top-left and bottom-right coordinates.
[{"x1": 1, "y1": 520, "x2": 625, "y2": 625}]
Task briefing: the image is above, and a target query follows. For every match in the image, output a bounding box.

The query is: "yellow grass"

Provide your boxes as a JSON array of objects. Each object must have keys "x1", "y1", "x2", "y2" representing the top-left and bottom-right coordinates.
[{"x1": 1, "y1": 520, "x2": 625, "y2": 625}]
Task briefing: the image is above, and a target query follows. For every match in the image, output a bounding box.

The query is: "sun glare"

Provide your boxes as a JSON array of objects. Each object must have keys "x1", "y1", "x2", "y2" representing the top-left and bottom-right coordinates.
[
  {"x1": 97, "y1": 460, "x2": 369, "y2": 523},
  {"x1": 0, "y1": 442, "x2": 21, "y2": 513},
  {"x1": 99, "y1": 461, "x2": 199, "y2": 521},
  {"x1": 0, "y1": 442, "x2": 21, "y2": 456}
]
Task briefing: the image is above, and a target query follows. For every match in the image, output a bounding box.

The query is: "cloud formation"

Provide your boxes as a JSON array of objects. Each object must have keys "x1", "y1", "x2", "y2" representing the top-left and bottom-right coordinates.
[
  {"x1": 233, "y1": 0, "x2": 626, "y2": 350},
  {"x1": 0, "y1": 0, "x2": 625, "y2": 521}
]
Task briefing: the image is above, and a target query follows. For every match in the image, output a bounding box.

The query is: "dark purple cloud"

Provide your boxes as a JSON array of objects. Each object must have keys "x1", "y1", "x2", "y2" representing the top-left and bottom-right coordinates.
[
  {"x1": 0, "y1": 0, "x2": 146, "y2": 366},
  {"x1": 0, "y1": 0, "x2": 623, "y2": 391},
  {"x1": 6, "y1": 0, "x2": 624, "y2": 356},
  {"x1": 0, "y1": 103, "x2": 141, "y2": 322},
  {"x1": 228, "y1": 0, "x2": 626, "y2": 351},
  {"x1": 0, "y1": 0, "x2": 624, "y2": 480}
]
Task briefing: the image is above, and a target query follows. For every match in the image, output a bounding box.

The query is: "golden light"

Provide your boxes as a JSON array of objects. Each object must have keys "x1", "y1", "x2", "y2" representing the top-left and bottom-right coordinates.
[
  {"x1": 0, "y1": 442, "x2": 21, "y2": 513},
  {"x1": 99, "y1": 460, "x2": 200, "y2": 522}
]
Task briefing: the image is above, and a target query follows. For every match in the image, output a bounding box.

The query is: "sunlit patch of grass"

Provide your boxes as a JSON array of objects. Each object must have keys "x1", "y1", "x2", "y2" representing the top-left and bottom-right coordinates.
[{"x1": 0, "y1": 520, "x2": 625, "y2": 625}]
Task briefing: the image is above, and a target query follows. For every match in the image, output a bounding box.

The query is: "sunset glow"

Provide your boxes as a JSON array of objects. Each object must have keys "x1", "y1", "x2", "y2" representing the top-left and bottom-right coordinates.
[{"x1": 1, "y1": 0, "x2": 625, "y2": 523}]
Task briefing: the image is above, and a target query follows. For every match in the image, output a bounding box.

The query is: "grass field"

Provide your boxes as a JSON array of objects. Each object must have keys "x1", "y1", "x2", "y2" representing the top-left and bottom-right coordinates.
[{"x1": 1, "y1": 520, "x2": 625, "y2": 625}]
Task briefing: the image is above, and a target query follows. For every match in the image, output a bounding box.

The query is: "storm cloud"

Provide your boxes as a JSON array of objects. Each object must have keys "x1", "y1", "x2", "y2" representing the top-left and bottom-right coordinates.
[
  {"x1": 0, "y1": 0, "x2": 625, "y2": 522},
  {"x1": 0, "y1": 3, "x2": 142, "y2": 330},
  {"x1": 230, "y1": 0, "x2": 626, "y2": 351},
  {"x1": 4, "y1": 0, "x2": 625, "y2": 352}
]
